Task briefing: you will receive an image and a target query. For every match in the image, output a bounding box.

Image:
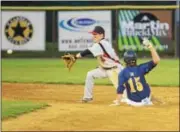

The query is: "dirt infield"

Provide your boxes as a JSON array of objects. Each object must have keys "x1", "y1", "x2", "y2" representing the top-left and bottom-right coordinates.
[{"x1": 2, "y1": 83, "x2": 179, "y2": 131}]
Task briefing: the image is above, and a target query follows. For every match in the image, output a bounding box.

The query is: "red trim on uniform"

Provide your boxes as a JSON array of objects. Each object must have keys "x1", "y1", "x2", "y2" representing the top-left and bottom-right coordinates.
[
  {"x1": 103, "y1": 53, "x2": 109, "y2": 58},
  {"x1": 115, "y1": 60, "x2": 120, "y2": 64},
  {"x1": 102, "y1": 54, "x2": 120, "y2": 64}
]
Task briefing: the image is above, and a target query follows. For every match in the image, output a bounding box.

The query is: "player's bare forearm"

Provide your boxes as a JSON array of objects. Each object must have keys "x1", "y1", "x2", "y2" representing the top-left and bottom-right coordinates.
[
  {"x1": 143, "y1": 38, "x2": 160, "y2": 64},
  {"x1": 149, "y1": 46, "x2": 160, "y2": 64},
  {"x1": 76, "y1": 53, "x2": 82, "y2": 59}
]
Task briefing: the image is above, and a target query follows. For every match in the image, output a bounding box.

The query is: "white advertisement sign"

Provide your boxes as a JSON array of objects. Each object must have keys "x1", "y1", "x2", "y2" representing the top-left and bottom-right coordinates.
[
  {"x1": 2, "y1": 11, "x2": 45, "y2": 51},
  {"x1": 58, "y1": 11, "x2": 112, "y2": 51}
]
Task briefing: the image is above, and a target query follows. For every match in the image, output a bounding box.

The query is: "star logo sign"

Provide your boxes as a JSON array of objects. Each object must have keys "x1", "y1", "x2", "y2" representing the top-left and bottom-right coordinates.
[{"x1": 5, "y1": 16, "x2": 33, "y2": 45}]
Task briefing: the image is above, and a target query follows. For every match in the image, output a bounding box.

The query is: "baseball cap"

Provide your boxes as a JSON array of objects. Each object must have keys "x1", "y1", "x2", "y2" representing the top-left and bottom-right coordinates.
[{"x1": 89, "y1": 26, "x2": 105, "y2": 35}]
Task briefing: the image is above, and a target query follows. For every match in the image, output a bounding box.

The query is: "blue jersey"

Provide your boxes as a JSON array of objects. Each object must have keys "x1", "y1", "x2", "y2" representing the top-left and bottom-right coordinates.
[{"x1": 117, "y1": 61, "x2": 157, "y2": 102}]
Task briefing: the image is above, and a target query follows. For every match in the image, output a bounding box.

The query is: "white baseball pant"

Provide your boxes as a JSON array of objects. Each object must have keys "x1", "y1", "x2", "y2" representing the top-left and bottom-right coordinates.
[
  {"x1": 83, "y1": 65, "x2": 126, "y2": 99},
  {"x1": 125, "y1": 97, "x2": 153, "y2": 107}
]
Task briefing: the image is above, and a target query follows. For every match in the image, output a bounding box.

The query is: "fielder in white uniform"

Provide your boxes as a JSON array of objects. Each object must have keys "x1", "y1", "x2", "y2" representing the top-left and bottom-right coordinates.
[{"x1": 75, "y1": 26, "x2": 125, "y2": 102}]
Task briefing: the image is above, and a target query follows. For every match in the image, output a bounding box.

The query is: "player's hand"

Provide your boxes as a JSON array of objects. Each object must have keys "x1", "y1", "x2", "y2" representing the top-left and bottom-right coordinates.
[
  {"x1": 142, "y1": 38, "x2": 153, "y2": 49},
  {"x1": 109, "y1": 100, "x2": 120, "y2": 106}
]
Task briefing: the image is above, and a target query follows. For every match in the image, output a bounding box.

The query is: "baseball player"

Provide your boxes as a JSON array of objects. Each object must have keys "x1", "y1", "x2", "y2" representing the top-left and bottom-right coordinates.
[
  {"x1": 110, "y1": 38, "x2": 160, "y2": 106},
  {"x1": 75, "y1": 26, "x2": 125, "y2": 102}
]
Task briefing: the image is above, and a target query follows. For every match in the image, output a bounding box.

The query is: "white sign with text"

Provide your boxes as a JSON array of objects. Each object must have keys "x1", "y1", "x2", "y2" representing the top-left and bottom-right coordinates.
[{"x1": 58, "y1": 11, "x2": 112, "y2": 51}]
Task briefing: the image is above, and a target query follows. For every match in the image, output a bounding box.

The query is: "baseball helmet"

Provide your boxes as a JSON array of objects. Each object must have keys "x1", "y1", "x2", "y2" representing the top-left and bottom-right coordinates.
[
  {"x1": 123, "y1": 50, "x2": 137, "y2": 65},
  {"x1": 89, "y1": 26, "x2": 105, "y2": 35}
]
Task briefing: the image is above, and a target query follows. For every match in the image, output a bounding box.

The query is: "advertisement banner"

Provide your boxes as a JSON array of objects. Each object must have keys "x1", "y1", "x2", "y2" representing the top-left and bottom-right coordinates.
[
  {"x1": 58, "y1": 11, "x2": 112, "y2": 51},
  {"x1": 2, "y1": 11, "x2": 45, "y2": 51},
  {"x1": 118, "y1": 10, "x2": 173, "y2": 51}
]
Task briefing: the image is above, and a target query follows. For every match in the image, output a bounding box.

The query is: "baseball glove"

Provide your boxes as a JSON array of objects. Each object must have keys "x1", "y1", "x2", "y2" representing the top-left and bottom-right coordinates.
[{"x1": 61, "y1": 53, "x2": 76, "y2": 71}]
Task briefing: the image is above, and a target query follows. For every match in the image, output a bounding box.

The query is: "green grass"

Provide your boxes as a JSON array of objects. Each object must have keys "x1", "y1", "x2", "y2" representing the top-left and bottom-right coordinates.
[
  {"x1": 2, "y1": 100, "x2": 48, "y2": 120},
  {"x1": 2, "y1": 58, "x2": 179, "y2": 87}
]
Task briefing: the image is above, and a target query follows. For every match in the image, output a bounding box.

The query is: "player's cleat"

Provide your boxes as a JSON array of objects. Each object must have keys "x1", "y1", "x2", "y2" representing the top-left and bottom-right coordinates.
[{"x1": 82, "y1": 98, "x2": 93, "y2": 103}]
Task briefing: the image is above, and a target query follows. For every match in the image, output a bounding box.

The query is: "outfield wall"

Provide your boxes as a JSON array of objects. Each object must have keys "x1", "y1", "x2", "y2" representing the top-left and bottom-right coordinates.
[{"x1": 1, "y1": 2, "x2": 179, "y2": 58}]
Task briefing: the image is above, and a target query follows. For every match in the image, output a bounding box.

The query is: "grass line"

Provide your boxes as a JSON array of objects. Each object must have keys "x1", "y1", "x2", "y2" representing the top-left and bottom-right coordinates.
[
  {"x1": 2, "y1": 100, "x2": 49, "y2": 120},
  {"x1": 2, "y1": 59, "x2": 179, "y2": 87},
  {"x1": 2, "y1": 80, "x2": 178, "y2": 87}
]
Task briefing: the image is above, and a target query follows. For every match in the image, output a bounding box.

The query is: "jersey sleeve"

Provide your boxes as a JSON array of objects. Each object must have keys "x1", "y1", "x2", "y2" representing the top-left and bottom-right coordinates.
[
  {"x1": 117, "y1": 70, "x2": 126, "y2": 94},
  {"x1": 139, "y1": 60, "x2": 157, "y2": 74},
  {"x1": 88, "y1": 43, "x2": 103, "y2": 57}
]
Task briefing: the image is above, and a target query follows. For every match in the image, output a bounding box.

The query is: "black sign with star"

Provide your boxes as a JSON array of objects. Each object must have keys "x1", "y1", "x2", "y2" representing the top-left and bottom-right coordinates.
[{"x1": 5, "y1": 16, "x2": 33, "y2": 45}]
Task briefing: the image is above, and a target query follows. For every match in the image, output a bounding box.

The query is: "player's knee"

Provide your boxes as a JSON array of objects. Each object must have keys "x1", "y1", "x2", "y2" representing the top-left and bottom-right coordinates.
[{"x1": 86, "y1": 71, "x2": 94, "y2": 79}]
